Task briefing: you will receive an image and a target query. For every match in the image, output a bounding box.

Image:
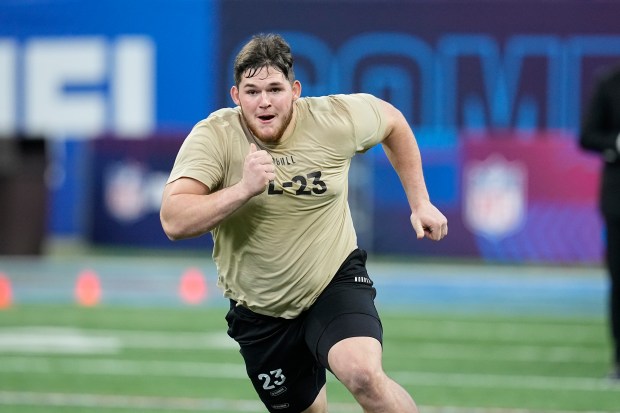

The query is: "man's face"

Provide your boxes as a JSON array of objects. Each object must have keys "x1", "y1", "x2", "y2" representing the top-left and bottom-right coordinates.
[{"x1": 230, "y1": 66, "x2": 301, "y2": 143}]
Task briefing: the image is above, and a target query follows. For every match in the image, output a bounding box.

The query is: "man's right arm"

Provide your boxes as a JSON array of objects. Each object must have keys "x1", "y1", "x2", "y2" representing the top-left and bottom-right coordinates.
[{"x1": 160, "y1": 143, "x2": 275, "y2": 240}]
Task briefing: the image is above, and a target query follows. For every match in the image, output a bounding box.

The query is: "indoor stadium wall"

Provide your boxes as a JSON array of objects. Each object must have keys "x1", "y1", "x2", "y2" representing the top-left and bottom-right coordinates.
[{"x1": 1, "y1": 0, "x2": 618, "y2": 264}]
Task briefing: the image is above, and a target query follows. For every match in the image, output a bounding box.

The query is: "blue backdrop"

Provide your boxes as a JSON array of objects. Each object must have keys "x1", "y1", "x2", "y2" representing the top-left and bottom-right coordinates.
[{"x1": 1, "y1": 0, "x2": 617, "y2": 262}]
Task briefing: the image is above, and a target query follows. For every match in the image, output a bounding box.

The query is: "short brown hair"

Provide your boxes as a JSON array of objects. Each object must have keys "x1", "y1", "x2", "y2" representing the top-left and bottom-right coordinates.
[{"x1": 233, "y1": 33, "x2": 295, "y2": 86}]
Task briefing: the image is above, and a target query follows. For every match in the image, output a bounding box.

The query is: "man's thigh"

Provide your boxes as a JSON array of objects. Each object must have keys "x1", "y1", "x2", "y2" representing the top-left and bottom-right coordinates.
[
  {"x1": 226, "y1": 302, "x2": 326, "y2": 413},
  {"x1": 304, "y1": 249, "x2": 383, "y2": 370}
]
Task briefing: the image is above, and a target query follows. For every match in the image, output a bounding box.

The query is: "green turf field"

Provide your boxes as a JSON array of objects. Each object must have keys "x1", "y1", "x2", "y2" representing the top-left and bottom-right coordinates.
[{"x1": 0, "y1": 304, "x2": 618, "y2": 413}]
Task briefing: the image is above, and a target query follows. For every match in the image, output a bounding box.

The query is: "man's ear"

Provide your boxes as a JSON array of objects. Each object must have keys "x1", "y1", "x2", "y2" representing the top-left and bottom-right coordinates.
[
  {"x1": 292, "y1": 80, "x2": 302, "y2": 100},
  {"x1": 230, "y1": 85, "x2": 240, "y2": 105}
]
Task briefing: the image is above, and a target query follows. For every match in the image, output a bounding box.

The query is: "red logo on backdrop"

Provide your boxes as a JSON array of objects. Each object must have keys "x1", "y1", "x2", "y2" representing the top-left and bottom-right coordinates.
[
  {"x1": 104, "y1": 161, "x2": 169, "y2": 224},
  {"x1": 463, "y1": 154, "x2": 527, "y2": 240}
]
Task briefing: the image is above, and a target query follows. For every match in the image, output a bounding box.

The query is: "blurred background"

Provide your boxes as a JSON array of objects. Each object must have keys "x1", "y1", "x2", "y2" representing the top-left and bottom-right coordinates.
[
  {"x1": 0, "y1": 0, "x2": 614, "y2": 262},
  {"x1": 1, "y1": 1, "x2": 620, "y2": 411}
]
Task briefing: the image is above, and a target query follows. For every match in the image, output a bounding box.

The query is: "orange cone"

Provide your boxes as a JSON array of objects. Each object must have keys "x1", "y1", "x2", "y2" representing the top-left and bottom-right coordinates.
[
  {"x1": 75, "y1": 269, "x2": 101, "y2": 307},
  {"x1": 179, "y1": 268, "x2": 207, "y2": 305},
  {"x1": 0, "y1": 273, "x2": 12, "y2": 309}
]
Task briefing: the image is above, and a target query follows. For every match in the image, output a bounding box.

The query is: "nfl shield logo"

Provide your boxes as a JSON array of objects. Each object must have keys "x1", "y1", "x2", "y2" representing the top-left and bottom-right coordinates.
[{"x1": 463, "y1": 154, "x2": 527, "y2": 240}]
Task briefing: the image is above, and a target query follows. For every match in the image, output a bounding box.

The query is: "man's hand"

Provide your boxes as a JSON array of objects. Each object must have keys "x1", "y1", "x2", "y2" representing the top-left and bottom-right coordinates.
[
  {"x1": 410, "y1": 201, "x2": 448, "y2": 241},
  {"x1": 241, "y1": 143, "x2": 276, "y2": 197}
]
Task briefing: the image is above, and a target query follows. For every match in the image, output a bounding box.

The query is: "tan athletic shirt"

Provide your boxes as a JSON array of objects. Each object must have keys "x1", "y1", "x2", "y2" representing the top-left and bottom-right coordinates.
[{"x1": 167, "y1": 93, "x2": 387, "y2": 318}]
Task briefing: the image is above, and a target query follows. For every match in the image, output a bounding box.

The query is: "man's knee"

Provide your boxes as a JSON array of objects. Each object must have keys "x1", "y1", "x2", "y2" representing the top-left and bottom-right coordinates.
[{"x1": 339, "y1": 364, "x2": 386, "y2": 399}]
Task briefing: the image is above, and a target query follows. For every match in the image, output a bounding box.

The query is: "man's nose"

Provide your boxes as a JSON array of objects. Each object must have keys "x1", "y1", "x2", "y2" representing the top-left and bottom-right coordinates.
[{"x1": 259, "y1": 91, "x2": 271, "y2": 106}]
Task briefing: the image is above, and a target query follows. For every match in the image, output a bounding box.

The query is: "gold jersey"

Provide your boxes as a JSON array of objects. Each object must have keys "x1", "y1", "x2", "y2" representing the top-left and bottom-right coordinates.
[{"x1": 167, "y1": 93, "x2": 387, "y2": 318}]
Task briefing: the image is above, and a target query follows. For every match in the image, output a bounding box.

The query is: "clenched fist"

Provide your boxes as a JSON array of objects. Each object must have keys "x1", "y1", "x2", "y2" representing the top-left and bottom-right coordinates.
[{"x1": 241, "y1": 143, "x2": 276, "y2": 197}]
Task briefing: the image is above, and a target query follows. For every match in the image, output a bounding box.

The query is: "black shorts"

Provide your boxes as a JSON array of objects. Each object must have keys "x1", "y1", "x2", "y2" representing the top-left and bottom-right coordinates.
[{"x1": 225, "y1": 248, "x2": 383, "y2": 413}]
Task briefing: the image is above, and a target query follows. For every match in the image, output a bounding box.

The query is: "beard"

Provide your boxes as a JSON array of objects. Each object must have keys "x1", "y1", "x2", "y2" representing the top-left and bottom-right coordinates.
[{"x1": 243, "y1": 104, "x2": 294, "y2": 144}]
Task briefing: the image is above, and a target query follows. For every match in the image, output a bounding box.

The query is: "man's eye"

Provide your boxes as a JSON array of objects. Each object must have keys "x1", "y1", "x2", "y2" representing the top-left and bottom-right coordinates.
[{"x1": 270, "y1": 88, "x2": 281, "y2": 93}]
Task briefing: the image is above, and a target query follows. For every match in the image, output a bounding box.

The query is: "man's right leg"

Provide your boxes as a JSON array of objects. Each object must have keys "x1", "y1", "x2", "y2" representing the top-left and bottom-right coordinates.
[
  {"x1": 606, "y1": 216, "x2": 620, "y2": 375},
  {"x1": 226, "y1": 301, "x2": 327, "y2": 413},
  {"x1": 301, "y1": 385, "x2": 327, "y2": 413}
]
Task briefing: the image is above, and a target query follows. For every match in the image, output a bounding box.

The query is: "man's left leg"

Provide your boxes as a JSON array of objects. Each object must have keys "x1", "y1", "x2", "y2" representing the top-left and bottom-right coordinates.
[
  {"x1": 303, "y1": 249, "x2": 417, "y2": 412},
  {"x1": 328, "y1": 335, "x2": 418, "y2": 413}
]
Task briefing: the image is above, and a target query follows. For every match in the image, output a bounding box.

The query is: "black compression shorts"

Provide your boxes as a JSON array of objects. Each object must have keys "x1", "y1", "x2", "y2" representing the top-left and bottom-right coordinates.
[{"x1": 225, "y1": 248, "x2": 383, "y2": 413}]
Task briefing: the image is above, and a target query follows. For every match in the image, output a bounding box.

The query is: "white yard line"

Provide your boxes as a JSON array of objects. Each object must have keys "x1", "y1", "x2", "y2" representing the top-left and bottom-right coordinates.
[
  {"x1": 0, "y1": 391, "x2": 613, "y2": 413},
  {"x1": 0, "y1": 326, "x2": 604, "y2": 363},
  {"x1": 0, "y1": 356, "x2": 247, "y2": 379},
  {"x1": 1, "y1": 356, "x2": 618, "y2": 392},
  {"x1": 384, "y1": 320, "x2": 603, "y2": 343},
  {"x1": 395, "y1": 343, "x2": 606, "y2": 363},
  {"x1": 390, "y1": 371, "x2": 620, "y2": 392},
  {"x1": 0, "y1": 391, "x2": 266, "y2": 412},
  {"x1": 0, "y1": 326, "x2": 235, "y2": 353}
]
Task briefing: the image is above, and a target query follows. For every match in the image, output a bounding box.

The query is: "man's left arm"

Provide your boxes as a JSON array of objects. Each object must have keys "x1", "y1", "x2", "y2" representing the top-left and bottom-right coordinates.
[
  {"x1": 579, "y1": 73, "x2": 620, "y2": 163},
  {"x1": 378, "y1": 99, "x2": 448, "y2": 241}
]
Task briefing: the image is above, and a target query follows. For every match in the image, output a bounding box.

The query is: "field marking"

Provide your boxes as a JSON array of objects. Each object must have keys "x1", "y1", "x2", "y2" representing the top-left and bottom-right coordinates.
[
  {"x1": 390, "y1": 371, "x2": 620, "y2": 392},
  {"x1": 1, "y1": 356, "x2": 618, "y2": 393},
  {"x1": 0, "y1": 391, "x2": 614, "y2": 413},
  {"x1": 0, "y1": 356, "x2": 247, "y2": 379},
  {"x1": 0, "y1": 326, "x2": 236, "y2": 353},
  {"x1": 0, "y1": 391, "x2": 266, "y2": 412},
  {"x1": 0, "y1": 328, "x2": 121, "y2": 354},
  {"x1": 384, "y1": 320, "x2": 604, "y2": 344},
  {"x1": 0, "y1": 326, "x2": 605, "y2": 364},
  {"x1": 390, "y1": 343, "x2": 607, "y2": 363}
]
